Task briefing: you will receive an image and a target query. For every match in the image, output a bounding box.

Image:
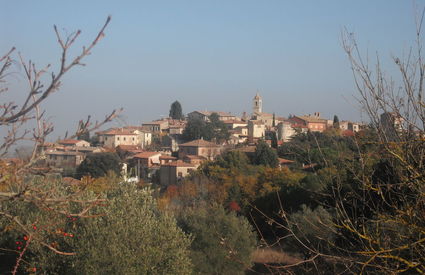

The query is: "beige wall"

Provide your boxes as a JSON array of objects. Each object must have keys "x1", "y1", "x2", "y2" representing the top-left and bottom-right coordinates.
[
  {"x1": 307, "y1": 122, "x2": 326, "y2": 132},
  {"x1": 179, "y1": 146, "x2": 221, "y2": 160},
  {"x1": 99, "y1": 134, "x2": 139, "y2": 148},
  {"x1": 46, "y1": 153, "x2": 84, "y2": 168},
  {"x1": 277, "y1": 122, "x2": 296, "y2": 142},
  {"x1": 160, "y1": 165, "x2": 195, "y2": 186},
  {"x1": 248, "y1": 120, "x2": 265, "y2": 139},
  {"x1": 99, "y1": 131, "x2": 151, "y2": 148}
]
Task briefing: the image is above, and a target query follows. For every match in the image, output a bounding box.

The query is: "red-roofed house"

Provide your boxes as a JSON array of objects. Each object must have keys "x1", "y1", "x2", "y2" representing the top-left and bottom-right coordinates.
[
  {"x1": 178, "y1": 139, "x2": 222, "y2": 160},
  {"x1": 287, "y1": 113, "x2": 328, "y2": 132},
  {"x1": 45, "y1": 151, "x2": 85, "y2": 168},
  {"x1": 142, "y1": 119, "x2": 169, "y2": 133},
  {"x1": 183, "y1": 155, "x2": 207, "y2": 166},
  {"x1": 58, "y1": 139, "x2": 90, "y2": 147},
  {"x1": 96, "y1": 128, "x2": 151, "y2": 148},
  {"x1": 159, "y1": 154, "x2": 177, "y2": 165},
  {"x1": 132, "y1": 152, "x2": 162, "y2": 168},
  {"x1": 278, "y1": 158, "x2": 295, "y2": 168}
]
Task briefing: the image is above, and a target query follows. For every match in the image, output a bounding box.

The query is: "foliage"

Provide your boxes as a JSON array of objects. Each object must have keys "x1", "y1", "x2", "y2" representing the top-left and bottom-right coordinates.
[
  {"x1": 214, "y1": 150, "x2": 250, "y2": 171},
  {"x1": 0, "y1": 17, "x2": 122, "y2": 273},
  {"x1": 277, "y1": 131, "x2": 356, "y2": 167},
  {"x1": 76, "y1": 152, "x2": 121, "y2": 178},
  {"x1": 182, "y1": 113, "x2": 229, "y2": 142},
  {"x1": 0, "y1": 175, "x2": 99, "y2": 274},
  {"x1": 169, "y1": 100, "x2": 184, "y2": 120},
  {"x1": 177, "y1": 205, "x2": 256, "y2": 275},
  {"x1": 253, "y1": 140, "x2": 279, "y2": 167},
  {"x1": 182, "y1": 116, "x2": 207, "y2": 141},
  {"x1": 254, "y1": 22, "x2": 425, "y2": 274},
  {"x1": 29, "y1": 183, "x2": 193, "y2": 274},
  {"x1": 288, "y1": 205, "x2": 335, "y2": 254},
  {"x1": 333, "y1": 115, "x2": 339, "y2": 128}
]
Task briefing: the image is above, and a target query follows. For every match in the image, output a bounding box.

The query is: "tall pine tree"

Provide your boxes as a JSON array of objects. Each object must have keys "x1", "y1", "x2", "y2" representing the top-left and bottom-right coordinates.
[{"x1": 169, "y1": 101, "x2": 184, "y2": 120}]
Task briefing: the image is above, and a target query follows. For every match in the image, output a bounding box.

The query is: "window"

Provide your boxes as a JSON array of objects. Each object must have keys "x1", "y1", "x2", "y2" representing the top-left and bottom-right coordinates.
[
  {"x1": 117, "y1": 137, "x2": 120, "y2": 141},
  {"x1": 178, "y1": 172, "x2": 183, "y2": 177},
  {"x1": 124, "y1": 137, "x2": 126, "y2": 141}
]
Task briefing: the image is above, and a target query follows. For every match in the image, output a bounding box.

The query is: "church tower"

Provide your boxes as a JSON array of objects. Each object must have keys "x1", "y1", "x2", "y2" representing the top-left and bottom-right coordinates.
[{"x1": 253, "y1": 93, "x2": 262, "y2": 114}]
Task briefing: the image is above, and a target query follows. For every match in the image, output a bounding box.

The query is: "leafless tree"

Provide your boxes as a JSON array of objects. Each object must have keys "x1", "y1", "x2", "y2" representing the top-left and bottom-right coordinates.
[
  {"x1": 0, "y1": 16, "x2": 123, "y2": 273},
  {"x1": 252, "y1": 8, "x2": 425, "y2": 274}
]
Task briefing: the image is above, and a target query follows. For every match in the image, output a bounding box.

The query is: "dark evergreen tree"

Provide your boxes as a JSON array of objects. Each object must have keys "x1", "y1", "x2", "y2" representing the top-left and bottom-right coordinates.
[
  {"x1": 182, "y1": 117, "x2": 208, "y2": 141},
  {"x1": 333, "y1": 115, "x2": 340, "y2": 128},
  {"x1": 169, "y1": 100, "x2": 184, "y2": 120},
  {"x1": 76, "y1": 152, "x2": 121, "y2": 178},
  {"x1": 253, "y1": 140, "x2": 279, "y2": 167},
  {"x1": 182, "y1": 113, "x2": 229, "y2": 142}
]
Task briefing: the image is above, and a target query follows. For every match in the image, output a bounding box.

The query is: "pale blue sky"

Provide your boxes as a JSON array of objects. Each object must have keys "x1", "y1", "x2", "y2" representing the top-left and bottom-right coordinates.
[{"x1": 0, "y1": 0, "x2": 420, "y2": 138}]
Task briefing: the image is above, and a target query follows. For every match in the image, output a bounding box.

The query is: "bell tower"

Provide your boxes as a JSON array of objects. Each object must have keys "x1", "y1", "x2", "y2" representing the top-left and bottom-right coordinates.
[{"x1": 253, "y1": 93, "x2": 262, "y2": 114}]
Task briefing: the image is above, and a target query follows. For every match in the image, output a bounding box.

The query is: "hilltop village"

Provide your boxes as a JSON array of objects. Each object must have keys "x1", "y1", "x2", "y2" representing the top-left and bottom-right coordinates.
[{"x1": 37, "y1": 93, "x2": 363, "y2": 185}]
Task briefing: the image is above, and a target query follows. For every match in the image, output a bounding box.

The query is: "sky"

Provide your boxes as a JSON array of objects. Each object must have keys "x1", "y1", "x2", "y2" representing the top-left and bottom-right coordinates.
[{"x1": 0, "y1": 0, "x2": 421, "y2": 139}]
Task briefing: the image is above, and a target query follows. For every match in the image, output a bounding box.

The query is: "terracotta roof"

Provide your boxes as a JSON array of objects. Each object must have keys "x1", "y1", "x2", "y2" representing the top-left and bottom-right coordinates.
[
  {"x1": 142, "y1": 120, "x2": 168, "y2": 125},
  {"x1": 192, "y1": 111, "x2": 235, "y2": 117},
  {"x1": 161, "y1": 161, "x2": 196, "y2": 167},
  {"x1": 184, "y1": 155, "x2": 207, "y2": 160},
  {"x1": 295, "y1": 115, "x2": 328, "y2": 124},
  {"x1": 303, "y1": 163, "x2": 318, "y2": 170},
  {"x1": 58, "y1": 139, "x2": 83, "y2": 145},
  {"x1": 97, "y1": 128, "x2": 138, "y2": 136},
  {"x1": 133, "y1": 152, "x2": 161, "y2": 159},
  {"x1": 160, "y1": 155, "x2": 177, "y2": 160},
  {"x1": 116, "y1": 145, "x2": 142, "y2": 151},
  {"x1": 342, "y1": 130, "x2": 355, "y2": 137},
  {"x1": 46, "y1": 151, "x2": 84, "y2": 156},
  {"x1": 179, "y1": 139, "x2": 219, "y2": 147},
  {"x1": 122, "y1": 126, "x2": 144, "y2": 131},
  {"x1": 278, "y1": 158, "x2": 295, "y2": 164},
  {"x1": 249, "y1": 120, "x2": 265, "y2": 125}
]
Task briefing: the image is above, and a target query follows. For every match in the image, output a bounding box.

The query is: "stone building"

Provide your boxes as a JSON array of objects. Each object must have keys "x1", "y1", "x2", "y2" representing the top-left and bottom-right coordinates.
[
  {"x1": 287, "y1": 113, "x2": 328, "y2": 132},
  {"x1": 159, "y1": 161, "x2": 196, "y2": 186},
  {"x1": 178, "y1": 139, "x2": 222, "y2": 160},
  {"x1": 96, "y1": 128, "x2": 151, "y2": 148},
  {"x1": 248, "y1": 120, "x2": 265, "y2": 141}
]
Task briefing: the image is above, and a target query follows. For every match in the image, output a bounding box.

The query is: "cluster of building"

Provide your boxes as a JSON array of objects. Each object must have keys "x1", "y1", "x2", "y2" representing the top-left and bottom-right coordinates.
[{"x1": 38, "y1": 93, "x2": 364, "y2": 186}]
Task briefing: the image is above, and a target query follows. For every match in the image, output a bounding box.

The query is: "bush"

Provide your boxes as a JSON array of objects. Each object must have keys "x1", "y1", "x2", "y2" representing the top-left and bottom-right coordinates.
[
  {"x1": 76, "y1": 152, "x2": 121, "y2": 178},
  {"x1": 178, "y1": 205, "x2": 257, "y2": 275},
  {"x1": 31, "y1": 183, "x2": 193, "y2": 274}
]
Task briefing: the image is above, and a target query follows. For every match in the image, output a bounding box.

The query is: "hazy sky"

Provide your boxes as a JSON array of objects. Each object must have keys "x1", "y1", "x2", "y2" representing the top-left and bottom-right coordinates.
[{"x1": 0, "y1": 0, "x2": 420, "y2": 139}]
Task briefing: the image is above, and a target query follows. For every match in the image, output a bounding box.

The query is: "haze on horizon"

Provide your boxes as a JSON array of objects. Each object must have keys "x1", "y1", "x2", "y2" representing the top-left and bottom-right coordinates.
[{"x1": 0, "y1": 0, "x2": 420, "y2": 139}]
